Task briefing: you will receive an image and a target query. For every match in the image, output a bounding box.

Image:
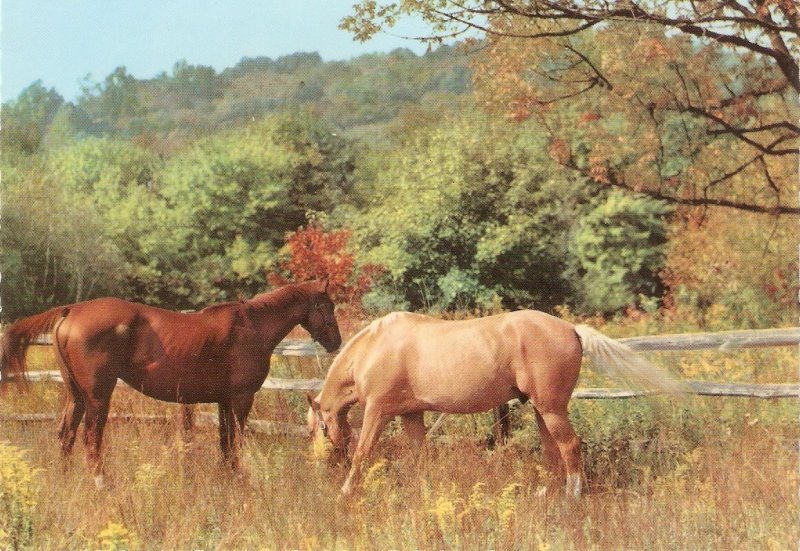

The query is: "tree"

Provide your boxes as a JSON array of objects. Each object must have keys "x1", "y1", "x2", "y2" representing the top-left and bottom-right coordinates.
[
  {"x1": 268, "y1": 223, "x2": 384, "y2": 309},
  {"x1": 167, "y1": 60, "x2": 225, "y2": 108},
  {"x1": 0, "y1": 147, "x2": 138, "y2": 319},
  {"x1": 661, "y1": 209, "x2": 797, "y2": 327},
  {"x1": 1, "y1": 81, "x2": 64, "y2": 153},
  {"x1": 342, "y1": 1, "x2": 799, "y2": 215},
  {"x1": 349, "y1": 112, "x2": 592, "y2": 310},
  {"x1": 40, "y1": 104, "x2": 96, "y2": 150},
  {"x1": 143, "y1": 115, "x2": 358, "y2": 308},
  {"x1": 80, "y1": 66, "x2": 141, "y2": 124},
  {"x1": 572, "y1": 191, "x2": 670, "y2": 312}
]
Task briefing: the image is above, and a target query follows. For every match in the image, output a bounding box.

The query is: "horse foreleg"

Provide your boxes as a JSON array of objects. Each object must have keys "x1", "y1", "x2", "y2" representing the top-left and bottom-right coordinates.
[
  {"x1": 493, "y1": 404, "x2": 511, "y2": 447},
  {"x1": 538, "y1": 410, "x2": 583, "y2": 498},
  {"x1": 219, "y1": 394, "x2": 255, "y2": 470},
  {"x1": 334, "y1": 409, "x2": 356, "y2": 466},
  {"x1": 218, "y1": 400, "x2": 236, "y2": 468},
  {"x1": 179, "y1": 404, "x2": 195, "y2": 441},
  {"x1": 232, "y1": 393, "x2": 254, "y2": 434},
  {"x1": 341, "y1": 405, "x2": 390, "y2": 496}
]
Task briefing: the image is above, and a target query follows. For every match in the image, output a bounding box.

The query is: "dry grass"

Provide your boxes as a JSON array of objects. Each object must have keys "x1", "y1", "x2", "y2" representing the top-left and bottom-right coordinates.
[{"x1": 1, "y1": 340, "x2": 797, "y2": 550}]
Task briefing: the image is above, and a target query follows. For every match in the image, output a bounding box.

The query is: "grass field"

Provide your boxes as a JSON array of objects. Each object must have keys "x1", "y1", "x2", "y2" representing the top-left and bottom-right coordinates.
[{"x1": 1, "y1": 330, "x2": 797, "y2": 550}]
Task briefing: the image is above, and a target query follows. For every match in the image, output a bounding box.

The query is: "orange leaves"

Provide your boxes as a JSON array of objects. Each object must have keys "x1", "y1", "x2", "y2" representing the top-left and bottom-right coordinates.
[
  {"x1": 588, "y1": 156, "x2": 610, "y2": 184},
  {"x1": 268, "y1": 223, "x2": 384, "y2": 308},
  {"x1": 637, "y1": 38, "x2": 676, "y2": 63},
  {"x1": 579, "y1": 111, "x2": 602, "y2": 124},
  {"x1": 548, "y1": 137, "x2": 572, "y2": 165}
]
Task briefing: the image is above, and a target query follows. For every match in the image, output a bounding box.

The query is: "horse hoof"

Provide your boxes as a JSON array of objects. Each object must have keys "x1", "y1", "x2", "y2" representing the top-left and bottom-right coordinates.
[
  {"x1": 535, "y1": 485, "x2": 548, "y2": 497},
  {"x1": 566, "y1": 473, "x2": 582, "y2": 498},
  {"x1": 340, "y1": 481, "x2": 354, "y2": 498},
  {"x1": 94, "y1": 475, "x2": 105, "y2": 489}
]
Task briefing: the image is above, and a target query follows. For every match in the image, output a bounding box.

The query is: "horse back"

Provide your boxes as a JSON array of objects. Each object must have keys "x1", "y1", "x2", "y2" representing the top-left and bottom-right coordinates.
[
  {"x1": 59, "y1": 298, "x2": 242, "y2": 402},
  {"x1": 351, "y1": 310, "x2": 581, "y2": 414},
  {"x1": 62, "y1": 297, "x2": 235, "y2": 351}
]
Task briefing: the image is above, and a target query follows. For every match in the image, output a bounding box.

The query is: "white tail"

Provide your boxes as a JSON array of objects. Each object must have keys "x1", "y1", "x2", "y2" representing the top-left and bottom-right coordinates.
[{"x1": 574, "y1": 325, "x2": 687, "y2": 394}]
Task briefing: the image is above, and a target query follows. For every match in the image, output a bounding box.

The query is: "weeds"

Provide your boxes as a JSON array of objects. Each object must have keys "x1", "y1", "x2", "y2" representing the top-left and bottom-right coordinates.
[
  {"x1": 1, "y1": 315, "x2": 796, "y2": 549},
  {"x1": 0, "y1": 441, "x2": 41, "y2": 550}
]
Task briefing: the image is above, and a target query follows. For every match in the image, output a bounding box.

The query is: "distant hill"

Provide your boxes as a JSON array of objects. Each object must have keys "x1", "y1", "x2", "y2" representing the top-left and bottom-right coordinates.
[{"x1": 3, "y1": 45, "x2": 473, "y2": 155}]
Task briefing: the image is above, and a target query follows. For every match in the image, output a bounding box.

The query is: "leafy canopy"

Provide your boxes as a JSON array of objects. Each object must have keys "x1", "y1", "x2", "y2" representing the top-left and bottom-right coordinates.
[{"x1": 342, "y1": 0, "x2": 799, "y2": 215}]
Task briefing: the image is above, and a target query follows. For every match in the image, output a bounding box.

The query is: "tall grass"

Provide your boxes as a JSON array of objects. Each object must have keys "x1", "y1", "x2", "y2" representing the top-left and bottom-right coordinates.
[
  {"x1": 0, "y1": 399, "x2": 796, "y2": 550},
  {"x1": 1, "y1": 319, "x2": 797, "y2": 549}
]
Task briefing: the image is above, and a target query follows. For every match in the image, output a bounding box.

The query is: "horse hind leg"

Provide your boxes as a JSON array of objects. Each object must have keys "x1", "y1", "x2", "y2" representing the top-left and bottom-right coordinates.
[
  {"x1": 400, "y1": 411, "x2": 426, "y2": 445},
  {"x1": 58, "y1": 389, "x2": 86, "y2": 461},
  {"x1": 179, "y1": 404, "x2": 196, "y2": 443},
  {"x1": 83, "y1": 396, "x2": 113, "y2": 488},
  {"x1": 537, "y1": 409, "x2": 583, "y2": 498},
  {"x1": 54, "y1": 317, "x2": 86, "y2": 460},
  {"x1": 533, "y1": 408, "x2": 565, "y2": 495},
  {"x1": 82, "y1": 370, "x2": 118, "y2": 489}
]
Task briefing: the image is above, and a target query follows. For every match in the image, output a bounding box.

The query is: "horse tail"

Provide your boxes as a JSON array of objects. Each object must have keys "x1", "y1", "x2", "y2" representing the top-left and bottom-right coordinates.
[
  {"x1": 574, "y1": 324, "x2": 687, "y2": 394},
  {"x1": 1, "y1": 306, "x2": 70, "y2": 389}
]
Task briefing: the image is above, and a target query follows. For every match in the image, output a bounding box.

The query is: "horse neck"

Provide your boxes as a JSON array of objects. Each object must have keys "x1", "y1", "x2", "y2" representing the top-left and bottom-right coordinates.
[
  {"x1": 318, "y1": 335, "x2": 361, "y2": 412},
  {"x1": 246, "y1": 293, "x2": 309, "y2": 352}
]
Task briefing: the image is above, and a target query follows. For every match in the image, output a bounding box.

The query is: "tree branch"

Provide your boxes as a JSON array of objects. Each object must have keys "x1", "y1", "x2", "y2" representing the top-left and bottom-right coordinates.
[
  {"x1": 558, "y1": 147, "x2": 800, "y2": 215},
  {"x1": 684, "y1": 105, "x2": 798, "y2": 155}
]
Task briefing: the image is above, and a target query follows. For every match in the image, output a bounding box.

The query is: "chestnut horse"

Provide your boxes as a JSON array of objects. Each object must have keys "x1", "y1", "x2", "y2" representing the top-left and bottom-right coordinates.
[
  {"x1": 308, "y1": 310, "x2": 683, "y2": 497},
  {"x1": 1, "y1": 281, "x2": 341, "y2": 486}
]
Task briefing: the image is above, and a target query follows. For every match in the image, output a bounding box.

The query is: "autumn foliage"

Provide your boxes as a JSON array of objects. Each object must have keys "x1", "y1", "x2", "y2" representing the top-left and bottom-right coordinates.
[{"x1": 268, "y1": 224, "x2": 384, "y2": 309}]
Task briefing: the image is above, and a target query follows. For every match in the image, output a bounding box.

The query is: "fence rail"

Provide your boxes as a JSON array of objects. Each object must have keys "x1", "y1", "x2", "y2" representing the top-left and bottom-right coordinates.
[
  {"x1": 618, "y1": 327, "x2": 800, "y2": 351},
  {"x1": 23, "y1": 334, "x2": 324, "y2": 356},
  {"x1": 15, "y1": 370, "x2": 800, "y2": 399},
  {"x1": 15, "y1": 326, "x2": 800, "y2": 351},
  {"x1": 4, "y1": 327, "x2": 799, "y2": 400}
]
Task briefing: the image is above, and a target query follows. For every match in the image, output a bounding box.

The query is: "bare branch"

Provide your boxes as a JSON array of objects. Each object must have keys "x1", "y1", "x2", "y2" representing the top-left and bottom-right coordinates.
[
  {"x1": 562, "y1": 44, "x2": 613, "y2": 90},
  {"x1": 684, "y1": 105, "x2": 799, "y2": 155}
]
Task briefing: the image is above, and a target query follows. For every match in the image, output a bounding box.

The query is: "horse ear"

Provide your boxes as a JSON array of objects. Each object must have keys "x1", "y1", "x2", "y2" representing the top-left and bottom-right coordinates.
[{"x1": 323, "y1": 278, "x2": 330, "y2": 293}]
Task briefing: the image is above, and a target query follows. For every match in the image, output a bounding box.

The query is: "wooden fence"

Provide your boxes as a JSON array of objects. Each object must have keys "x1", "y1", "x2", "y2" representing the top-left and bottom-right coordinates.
[
  {"x1": 8, "y1": 327, "x2": 800, "y2": 398},
  {"x1": 2, "y1": 327, "x2": 799, "y2": 434}
]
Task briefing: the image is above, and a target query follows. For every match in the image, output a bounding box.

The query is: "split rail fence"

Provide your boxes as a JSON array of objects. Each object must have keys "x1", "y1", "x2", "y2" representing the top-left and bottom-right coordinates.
[{"x1": 2, "y1": 326, "x2": 799, "y2": 435}]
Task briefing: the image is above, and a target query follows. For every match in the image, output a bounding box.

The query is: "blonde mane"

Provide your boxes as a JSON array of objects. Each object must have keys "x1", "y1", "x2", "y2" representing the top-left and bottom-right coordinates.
[{"x1": 317, "y1": 312, "x2": 409, "y2": 407}]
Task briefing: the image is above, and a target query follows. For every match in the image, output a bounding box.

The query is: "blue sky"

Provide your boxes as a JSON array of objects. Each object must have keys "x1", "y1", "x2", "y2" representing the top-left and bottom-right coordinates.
[{"x1": 2, "y1": 1, "x2": 434, "y2": 102}]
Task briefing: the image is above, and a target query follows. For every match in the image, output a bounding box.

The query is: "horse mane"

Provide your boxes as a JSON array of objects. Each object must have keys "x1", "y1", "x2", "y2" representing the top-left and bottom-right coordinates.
[
  {"x1": 199, "y1": 301, "x2": 242, "y2": 313},
  {"x1": 368, "y1": 311, "x2": 408, "y2": 334},
  {"x1": 317, "y1": 312, "x2": 409, "y2": 407},
  {"x1": 247, "y1": 282, "x2": 317, "y2": 311},
  {"x1": 332, "y1": 311, "x2": 410, "y2": 364}
]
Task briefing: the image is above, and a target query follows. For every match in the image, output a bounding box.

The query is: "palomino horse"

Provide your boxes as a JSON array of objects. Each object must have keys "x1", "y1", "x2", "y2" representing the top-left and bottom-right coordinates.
[
  {"x1": 1, "y1": 281, "x2": 341, "y2": 486},
  {"x1": 308, "y1": 310, "x2": 683, "y2": 497}
]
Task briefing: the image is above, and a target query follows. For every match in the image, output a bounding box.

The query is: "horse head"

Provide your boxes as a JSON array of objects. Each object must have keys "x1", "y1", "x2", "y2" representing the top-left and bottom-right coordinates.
[
  {"x1": 301, "y1": 280, "x2": 342, "y2": 353},
  {"x1": 306, "y1": 392, "x2": 351, "y2": 464}
]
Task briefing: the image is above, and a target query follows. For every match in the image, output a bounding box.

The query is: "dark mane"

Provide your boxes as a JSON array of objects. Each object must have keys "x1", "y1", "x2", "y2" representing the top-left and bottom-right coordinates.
[
  {"x1": 248, "y1": 282, "x2": 317, "y2": 309},
  {"x1": 199, "y1": 301, "x2": 242, "y2": 314}
]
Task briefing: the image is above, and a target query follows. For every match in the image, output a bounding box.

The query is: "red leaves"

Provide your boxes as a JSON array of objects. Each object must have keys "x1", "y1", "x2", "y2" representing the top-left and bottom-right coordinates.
[
  {"x1": 579, "y1": 111, "x2": 602, "y2": 124},
  {"x1": 765, "y1": 261, "x2": 799, "y2": 307},
  {"x1": 268, "y1": 223, "x2": 384, "y2": 309},
  {"x1": 548, "y1": 138, "x2": 572, "y2": 165}
]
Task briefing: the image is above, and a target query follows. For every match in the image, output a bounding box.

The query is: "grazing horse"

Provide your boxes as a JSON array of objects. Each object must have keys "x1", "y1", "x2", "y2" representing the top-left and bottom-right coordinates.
[
  {"x1": 1, "y1": 281, "x2": 341, "y2": 486},
  {"x1": 308, "y1": 310, "x2": 683, "y2": 497}
]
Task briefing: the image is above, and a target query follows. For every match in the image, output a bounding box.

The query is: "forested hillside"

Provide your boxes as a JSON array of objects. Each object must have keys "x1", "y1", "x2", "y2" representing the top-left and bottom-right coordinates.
[
  {"x1": 2, "y1": 41, "x2": 796, "y2": 327},
  {"x1": 3, "y1": 47, "x2": 470, "y2": 155}
]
